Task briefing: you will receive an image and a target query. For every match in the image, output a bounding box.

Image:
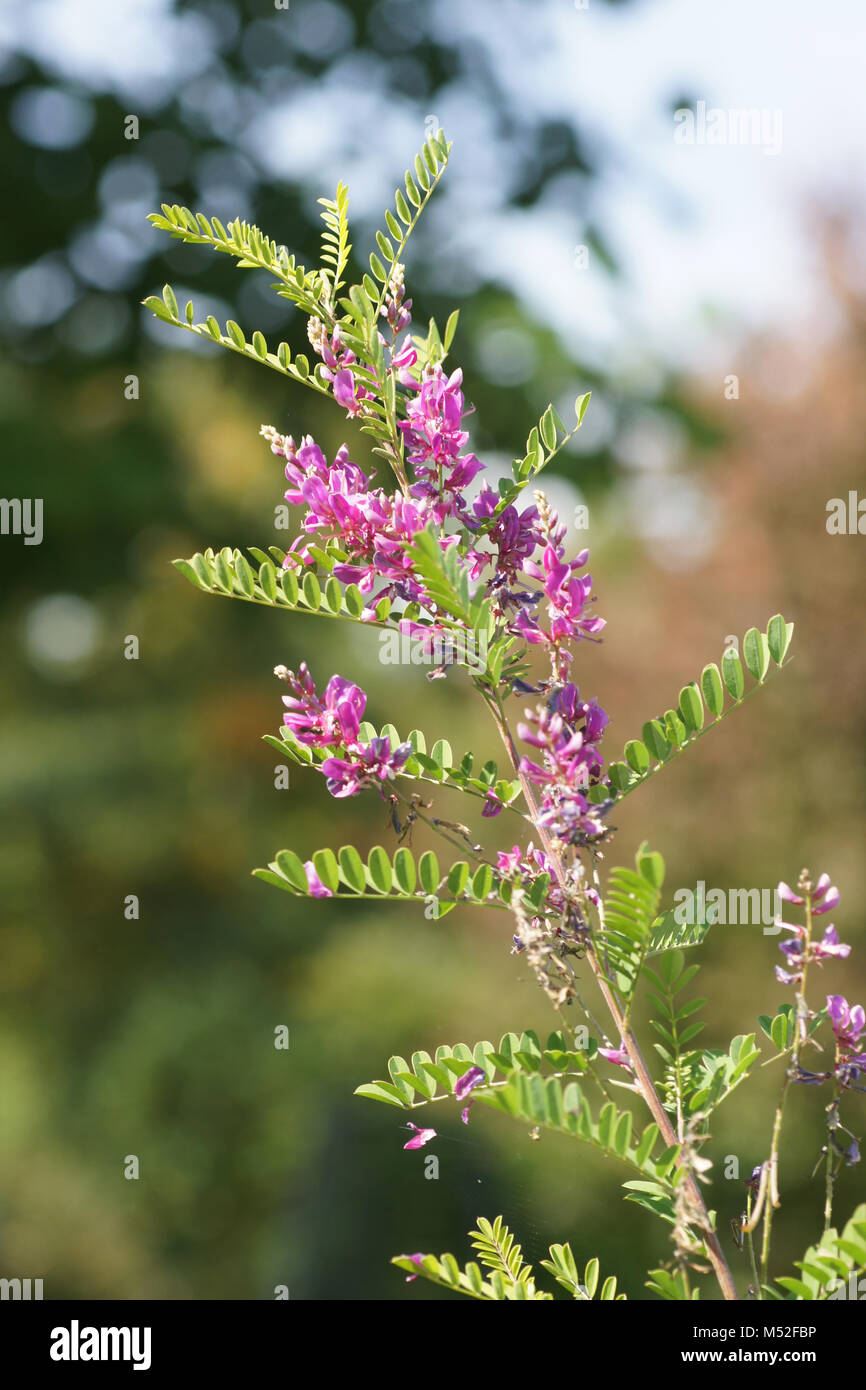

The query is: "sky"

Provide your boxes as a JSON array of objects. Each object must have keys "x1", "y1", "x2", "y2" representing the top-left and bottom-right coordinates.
[
  {"x1": 2, "y1": 0, "x2": 866, "y2": 377},
  {"x1": 441, "y1": 0, "x2": 866, "y2": 370}
]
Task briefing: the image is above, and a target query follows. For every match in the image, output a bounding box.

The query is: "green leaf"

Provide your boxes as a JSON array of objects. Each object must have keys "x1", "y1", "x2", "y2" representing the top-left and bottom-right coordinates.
[
  {"x1": 301, "y1": 572, "x2": 321, "y2": 609},
  {"x1": 226, "y1": 318, "x2": 245, "y2": 350},
  {"x1": 721, "y1": 647, "x2": 745, "y2": 699},
  {"x1": 393, "y1": 846, "x2": 417, "y2": 895},
  {"x1": 142, "y1": 294, "x2": 175, "y2": 324},
  {"x1": 311, "y1": 848, "x2": 340, "y2": 895},
  {"x1": 603, "y1": 619, "x2": 795, "y2": 810},
  {"x1": 418, "y1": 850, "x2": 440, "y2": 895},
  {"x1": 599, "y1": 851, "x2": 664, "y2": 1001},
  {"x1": 539, "y1": 405, "x2": 557, "y2": 451},
  {"x1": 275, "y1": 849, "x2": 308, "y2": 892},
  {"x1": 743, "y1": 627, "x2": 770, "y2": 682},
  {"x1": 354, "y1": 1082, "x2": 409, "y2": 1109},
  {"x1": 447, "y1": 861, "x2": 469, "y2": 896},
  {"x1": 624, "y1": 739, "x2": 650, "y2": 774},
  {"x1": 367, "y1": 846, "x2": 393, "y2": 894},
  {"x1": 767, "y1": 613, "x2": 794, "y2": 665},
  {"x1": 678, "y1": 683, "x2": 704, "y2": 733},
  {"x1": 338, "y1": 845, "x2": 367, "y2": 894},
  {"x1": 642, "y1": 720, "x2": 670, "y2": 762},
  {"x1": 162, "y1": 283, "x2": 179, "y2": 320},
  {"x1": 701, "y1": 663, "x2": 725, "y2": 717}
]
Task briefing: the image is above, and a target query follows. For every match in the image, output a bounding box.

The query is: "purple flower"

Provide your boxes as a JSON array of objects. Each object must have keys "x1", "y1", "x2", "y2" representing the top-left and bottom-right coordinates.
[
  {"x1": 776, "y1": 874, "x2": 839, "y2": 915},
  {"x1": 277, "y1": 665, "x2": 413, "y2": 800},
  {"x1": 263, "y1": 424, "x2": 435, "y2": 608},
  {"x1": 598, "y1": 1045, "x2": 632, "y2": 1071},
  {"x1": 814, "y1": 924, "x2": 851, "y2": 960},
  {"x1": 281, "y1": 665, "x2": 366, "y2": 748},
  {"x1": 380, "y1": 263, "x2": 413, "y2": 336},
  {"x1": 455, "y1": 1065, "x2": 486, "y2": 1102},
  {"x1": 304, "y1": 861, "x2": 332, "y2": 899},
  {"x1": 791, "y1": 1067, "x2": 832, "y2": 1086},
  {"x1": 321, "y1": 738, "x2": 413, "y2": 798},
  {"x1": 467, "y1": 485, "x2": 542, "y2": 587},
  {"x1": 828, "y1": 995, "x2": 866, "y2": 1050},
  {"x1": 306, "y1": 321, "x2": 371, "y2": 417},
  {"x1": 333, "y1": 367, "x2": 364, "y2": 416},
  {"x1": 517, "y1": 686, "x2": 609, "y2": 845},
  {"x1": 390, "y1": 331, "x2": 418, "y2": 383},
  {"x1": 513, "y1": 527, "x2": 605, "y2": 677},
  {"x1": 812, "y1": 884, "x2": 841, "y2": 916},
  {"x1": 777, "y1": 880, "x2": 805, "y2": 905},
  {"x1": 403, "y1": 1123, "x2": 436, "y2": 1150},
  {"x1": 775, "y1": 917, "x2": 849, "y2": 979},
  {"x1": 400, "y1": 365, "x2": 485, "y2": 525},
  {"x1": 402, "y1": 1252, "x2": 425, "y2": 1282},
  {"x1": 496, "y1": 842, "x2": 565, "y2": 914}
]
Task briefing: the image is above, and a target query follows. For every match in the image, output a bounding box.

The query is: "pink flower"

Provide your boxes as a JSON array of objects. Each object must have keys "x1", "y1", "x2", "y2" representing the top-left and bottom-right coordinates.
[
  {"x1": 598, "y1": 1045, "x2": 633, "y2": 1071},
  {"x1": 517, "y1": 685, "x2": 609, "y2": 845},
  {"x1": 306, "y1": 321, "x2": 372, "y2": 417},
  {"x1": 304, "y1": 861, "x2": 332, "y2": 899},
  {"x1": 455, "y1": 1065, "x2": 486, "y2": 1102},
  {"x1": 403, "y1": 1252, "x2": 425, "y2": 1282},
  {"x1": 333, "y1": 367, "x2": 364, "y2": 416},
  {"x1": 777, "y1": 880, "x2": 804, "y2": 905},
  {"x1": 390, "y1": 332, "x2": 418, "y2": 385},
  {"x1": 321, "y1": 737, "x2": 412, "y2": 798},
  {"x1": 403, "y1": 1123, "x2": 436, "y2": 1150},
  {"x1": 400, "y1": 365, "x2": 485, "y2": 524},
  {"x1": 812, "y1": 884, "x2": 841, "y2": 916},
  {"x1": 496, "y1": 842, "x2": 564, "y2": 913},
  {"x1": 777, "y1": 874, "x2": 839, "y2": 915},
  {"x1": 281, "y1": 667, "x2": 366, "y2": 747},
  {"x1": 813, "y1": 924, "x2": 851, "y2": 960},
  {"x1": 828, "y1": 995, "x2": 866, "y2": 1051}
]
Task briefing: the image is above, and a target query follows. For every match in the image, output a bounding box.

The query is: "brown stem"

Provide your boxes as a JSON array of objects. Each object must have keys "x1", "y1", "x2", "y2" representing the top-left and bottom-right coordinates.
[{"x1": 487, "y1": 692, "x2": 740, "y2": 1301}]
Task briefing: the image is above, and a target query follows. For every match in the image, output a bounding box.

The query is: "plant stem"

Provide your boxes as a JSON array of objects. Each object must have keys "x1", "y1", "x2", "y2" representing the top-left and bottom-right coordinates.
[
  {"x1": 759, "y1": 893, "x2": 814, "y2": 1287},
  {"x1": 744, "y1": 1193, "x2": 761, "y2": 1294},
  {"x1": 486, "y1": 689, "x2": 740, "y2": 1302},
  {"x1": 824, "y1": 1071, "x2": 841, "y2": 1233}
]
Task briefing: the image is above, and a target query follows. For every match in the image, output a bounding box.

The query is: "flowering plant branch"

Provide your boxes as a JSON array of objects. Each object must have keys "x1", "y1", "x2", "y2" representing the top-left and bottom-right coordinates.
[{"x1": 146, "y1": 132, "x2": 864, "y2": 1302}]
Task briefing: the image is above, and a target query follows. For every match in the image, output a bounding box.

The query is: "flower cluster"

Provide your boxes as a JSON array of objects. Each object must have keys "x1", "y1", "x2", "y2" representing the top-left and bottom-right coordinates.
[
  {"x1": 400, "y1": 364, "x2": 484, "y2": 526},
  {"x1": 774, "y1": 874, "x2": 847, "y2": 986},
  {"x1": 266, "y1": 263, "x2": 604, "y2": 695},
  {"x1": 467, "y1": 486, "x2": 542, "y2": 591},
  {"x1": 307, "y1": 318, "x2": 372, "y2": 418},
  {"x1": 262, "y1": 425, "x2": 431, "y2": 605},
  {"x1": 828, "y1": 995, "x2": 866, "y2": 1091},
  {"x1": 263, "y1": 267, "x2": 615, "y2": 1087},
  {"x1": 511, "y1": 496, "x2": 604, "y2": 680},
  {"x1": 517, "y1": 683, "x2": 609, "y2": 846},
  {"x1": 276, "y1": 660, "x2": 411, "y2": 815},
  {"x1": 380, "y1": 263, "x2": 412, "y2": 334},
  {"x1": 773, "y1": 874, "x2": 865, "y2": 1105},
  {"x1": 496, "y1": 841, "x2": 564, "y2": 918}
]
